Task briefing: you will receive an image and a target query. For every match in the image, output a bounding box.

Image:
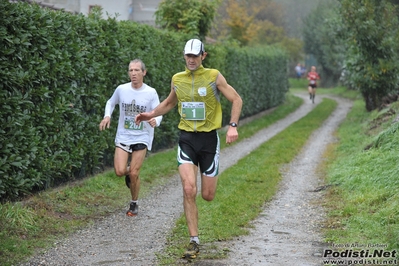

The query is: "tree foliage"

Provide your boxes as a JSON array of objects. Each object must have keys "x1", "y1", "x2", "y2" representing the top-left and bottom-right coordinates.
[
  {"x1": 302, "y1": 0, "x2": 345, "y2": 87},
  {"x1": 339, "y1": 0, "x2": 399, "y2": 111},
  {"x1": 223, "y1": 0, "x2": 259, "y2": 46},
  {"x1": 212, "y1": 0, "x2": 303, "y2": 61},
  {"x1": 275, "y1": 0, "x2": 323, "y2": 38},
  {"x1": 252, "y1": 0, "x2": 286, "y2": 29},
  {"x1": 154, "y1": 0, "x2": 220, "y2": 40}
]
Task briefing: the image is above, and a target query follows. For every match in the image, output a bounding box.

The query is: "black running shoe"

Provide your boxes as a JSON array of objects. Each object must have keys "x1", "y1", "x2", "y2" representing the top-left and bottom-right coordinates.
[
  {"x1": 125, "y1": 175, "x2": 130, "y2": 188},
  {"x1": 182, "y1": 241, "x2": 199, "y2": 259},
  {"x1": 126, "y1": 202, "x2": 138, "y2": 216}
]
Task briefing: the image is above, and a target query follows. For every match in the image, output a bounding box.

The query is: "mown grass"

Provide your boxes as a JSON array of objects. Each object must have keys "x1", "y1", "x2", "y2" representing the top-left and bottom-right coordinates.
[
  {"x1": 289, "y1": 77, "x2": 308, "y2": 89},
  {"x1": 322, "y1": 99, "x2": 399, "y2": 250},
  {"x1": 158, "y1": 97, "x2": 338, "y2": 264},
  {"x1": 0, "y1": 92, "x2": 302, "y2": 266}
]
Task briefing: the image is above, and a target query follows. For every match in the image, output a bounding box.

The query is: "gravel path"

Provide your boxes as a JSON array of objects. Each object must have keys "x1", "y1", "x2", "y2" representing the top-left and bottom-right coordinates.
[
  {"x1": 213, "y1": 94, "x2": 352, "y2": 266},
  {"x1": 20, "y1": 93, "x2": 352, "y2": 266}
]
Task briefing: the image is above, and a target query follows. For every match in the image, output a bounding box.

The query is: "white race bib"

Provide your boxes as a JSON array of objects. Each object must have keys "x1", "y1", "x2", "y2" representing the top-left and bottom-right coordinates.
[{"x1": 181, "y1": 102, "x2": 205, "y2": 120}]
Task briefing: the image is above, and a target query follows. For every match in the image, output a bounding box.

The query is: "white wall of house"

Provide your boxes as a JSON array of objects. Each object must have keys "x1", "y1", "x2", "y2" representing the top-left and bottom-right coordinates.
[
  {"x1": 129, "y1": 0, "x2": 159, "y2": 25},
  {"x1": 79, "y1": 0, "x2": 131, "y2": 21},
  {"x1": 33, "y1": 0, "x2": 161, "y2": 24}
]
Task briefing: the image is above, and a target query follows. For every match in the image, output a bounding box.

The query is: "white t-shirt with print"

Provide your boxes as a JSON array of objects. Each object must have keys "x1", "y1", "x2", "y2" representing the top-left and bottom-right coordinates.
[{"x1": 104, "y1": 82, "x2": 162, "y2": 151}]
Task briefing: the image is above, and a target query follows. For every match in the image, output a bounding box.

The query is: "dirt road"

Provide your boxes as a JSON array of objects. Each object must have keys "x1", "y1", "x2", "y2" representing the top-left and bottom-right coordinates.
[
  {"x1": 213, "y1": 94, "x2": 352, "y2": 266},
  {"x1": 21, "y1": 93, "x2": 352, "y2": 266}
]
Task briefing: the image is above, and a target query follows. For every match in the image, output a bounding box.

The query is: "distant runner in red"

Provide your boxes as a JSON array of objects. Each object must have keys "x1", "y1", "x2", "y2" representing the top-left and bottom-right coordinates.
[{"x1": 307, "y1": 66, "x2": 320, "y2": 104}]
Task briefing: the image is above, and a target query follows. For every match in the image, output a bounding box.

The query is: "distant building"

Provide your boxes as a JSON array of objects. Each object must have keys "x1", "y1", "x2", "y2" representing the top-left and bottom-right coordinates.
[
  {"x1": 11, "y1": 0, "x2": 160, "y2": 25},
  {"x1": 129, "y1": 0, "x2": 159, "y2": 26}
]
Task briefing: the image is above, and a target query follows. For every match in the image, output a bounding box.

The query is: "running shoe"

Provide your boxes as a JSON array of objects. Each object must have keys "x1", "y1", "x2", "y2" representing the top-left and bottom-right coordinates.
[
  {"x1": 182, "y1": 241, "x2": 199, "y2": 259},
  {"x1": 125, "y1": 175, "x2": 130, "y2": 188},
  {"x1": 126, "y1": 202, "x2": 138, "y2": 216}
]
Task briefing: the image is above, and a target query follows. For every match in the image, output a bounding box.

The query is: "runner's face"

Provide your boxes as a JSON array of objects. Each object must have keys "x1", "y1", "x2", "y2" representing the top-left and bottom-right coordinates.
[
  {"x1": 184, "y1": 54, "x2": 204, "y2": 71},
  {"x1": 128, "y1": 62, "x2": 146, "y2": 88}
]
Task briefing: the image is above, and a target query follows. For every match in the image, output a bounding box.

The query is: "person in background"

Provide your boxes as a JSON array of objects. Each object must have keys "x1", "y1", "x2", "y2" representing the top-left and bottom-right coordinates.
[
  {"x1": 135, "y1": 39, "x2": 243, "y2": 259},
  {"x1": 99, "y1": 59, "x2": 162, "y2": 216},
  {"x1": 307, "y1": 65, "x2": 321, "y2": 104},
  {"x1": 295, "y1": 63, "x2": 302, "y2": 79}
]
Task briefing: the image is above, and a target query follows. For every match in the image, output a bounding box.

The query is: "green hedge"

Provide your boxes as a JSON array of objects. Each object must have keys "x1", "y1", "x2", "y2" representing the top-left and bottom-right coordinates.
[
  {"x1": 0, "y1": 1, "x2": 288, "y2": 200},
  {"x1": 223, "y1": 46, "x2": 289, "y2": 121}
]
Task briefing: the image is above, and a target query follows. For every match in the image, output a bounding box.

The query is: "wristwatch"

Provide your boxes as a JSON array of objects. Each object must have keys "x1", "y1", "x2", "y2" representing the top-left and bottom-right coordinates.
[{"x1": 229, "y1": 122, "x2": 238, "y2": 127}]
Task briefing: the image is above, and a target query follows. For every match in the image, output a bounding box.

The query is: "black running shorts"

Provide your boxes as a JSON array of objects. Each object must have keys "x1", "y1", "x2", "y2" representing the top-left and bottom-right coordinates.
[
  {"x1": 116, "y1": 143, "x2": 147, "y2": 153},
  {"x1": 177, "y1": 130, "x2": 220, "y2": 177}
]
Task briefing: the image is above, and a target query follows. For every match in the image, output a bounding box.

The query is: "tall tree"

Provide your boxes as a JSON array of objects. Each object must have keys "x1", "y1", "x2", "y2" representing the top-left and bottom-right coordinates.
[
  {"x1": 302, "y1": 0, "x2": 344, "y2": 87},
  {"x1": 223, "y1": 0, "x2": 260, "y2": 46},
  {"x1": 211, "y1": 0, "x2": 303, "y2": 61},
  {"x1": 275, "y1": 0, "x2": 323, "y2": 38},
  {"x1": 155, "y1": 0, "x2": 220, "y2": 40},
  {"x1": 252, "y1": 0, "x2": 287, "y2": 29},
  {"x1": 216, "y1": 0, "x2": 286, "y2": 45},
  {"x1": 339, "y1": 0, "x2": 399, "y2": 111}
]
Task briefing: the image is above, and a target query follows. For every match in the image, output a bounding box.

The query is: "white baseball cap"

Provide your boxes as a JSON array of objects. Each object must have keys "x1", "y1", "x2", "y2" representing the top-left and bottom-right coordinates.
[{"x1": 184, "y1": 39, "x2": 205, "y2": 56}]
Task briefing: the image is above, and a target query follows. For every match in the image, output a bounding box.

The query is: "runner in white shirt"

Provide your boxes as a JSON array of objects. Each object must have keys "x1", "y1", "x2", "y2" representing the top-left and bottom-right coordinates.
[{"x1": 99, "y1": 59, "x2": 162, "y2": 216}]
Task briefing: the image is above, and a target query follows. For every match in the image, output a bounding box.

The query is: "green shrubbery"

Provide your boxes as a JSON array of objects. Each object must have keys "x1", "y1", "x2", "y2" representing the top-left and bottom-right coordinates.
[{"x1": 0, "y1": 1, "x2": 288, "y2": 200}]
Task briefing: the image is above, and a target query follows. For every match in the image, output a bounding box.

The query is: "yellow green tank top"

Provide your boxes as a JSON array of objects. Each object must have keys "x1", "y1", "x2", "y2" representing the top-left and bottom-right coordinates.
[{"x1": 172, "y1": 65, "x2": 222, "y2": 132}]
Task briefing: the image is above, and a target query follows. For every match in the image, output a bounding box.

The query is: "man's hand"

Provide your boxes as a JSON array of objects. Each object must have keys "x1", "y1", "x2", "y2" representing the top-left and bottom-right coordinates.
[
  {"x1": 99, "y1": 116, "x2": 111, "y2": 131},
  {"x1": 226, "y1": 127, "x2": 238, "y2": 144},
  {"x1": 148, "y1": 118, "x2": 157, "y2": 128},
  {"x1": 135, "y1": 112, "x2": 152, "y2": 125}
]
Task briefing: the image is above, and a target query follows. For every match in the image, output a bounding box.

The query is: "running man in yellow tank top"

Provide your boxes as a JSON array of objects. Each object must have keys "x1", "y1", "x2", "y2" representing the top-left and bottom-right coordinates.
[{"x1": 135, "y1": 39, "x2": 242, "y2": 259}]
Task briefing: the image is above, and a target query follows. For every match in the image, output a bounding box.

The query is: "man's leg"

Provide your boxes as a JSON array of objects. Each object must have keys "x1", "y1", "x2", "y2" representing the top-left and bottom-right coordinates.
[
  {"x1": 126, "y1": 148, "x2": 146, "y2": 216},
  {"x1": 179, "y1": 163, "x2": 201, "y2": 259},
  {"x1": 312, "y1": 88, "x2": 316, "y2": 103},
  {"x1": 179, "y1": 163, "x2": 199, "y2": 237},
  {"x1": 128, "y1": 148, "x2": 147, "y2": 201},
  {"x1": 201, "y1": 174, "x2": 218, "y2": 202},
  {"x1": 114, "y1": 148, "x2": 129, "y2": 177}
]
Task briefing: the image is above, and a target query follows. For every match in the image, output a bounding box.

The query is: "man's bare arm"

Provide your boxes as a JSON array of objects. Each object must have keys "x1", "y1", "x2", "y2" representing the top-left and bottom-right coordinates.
[
  {"x1": 216, "y1": 73, "x2": 243, "y2": 144},
  {"x1": 135, "y1": 82, "x2": 178, "y2": 124}
]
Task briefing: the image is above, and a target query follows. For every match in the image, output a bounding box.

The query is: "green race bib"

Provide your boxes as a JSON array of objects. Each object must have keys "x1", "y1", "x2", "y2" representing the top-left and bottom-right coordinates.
[{"x1": 124, "y1": 117, "x2": 144, "y2": 130}]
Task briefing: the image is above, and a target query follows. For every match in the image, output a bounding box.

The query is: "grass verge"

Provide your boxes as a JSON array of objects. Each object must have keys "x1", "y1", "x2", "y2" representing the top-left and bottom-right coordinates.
[
  {"x1": 158, "y1": 97, "x2": 338, "y2": 264},
  {"x1": 0, "y1": 92, "x2": 302, "y2": 266},
  {"x1": 322, "y1": 99, "x2": 399, "y2": 251}
]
